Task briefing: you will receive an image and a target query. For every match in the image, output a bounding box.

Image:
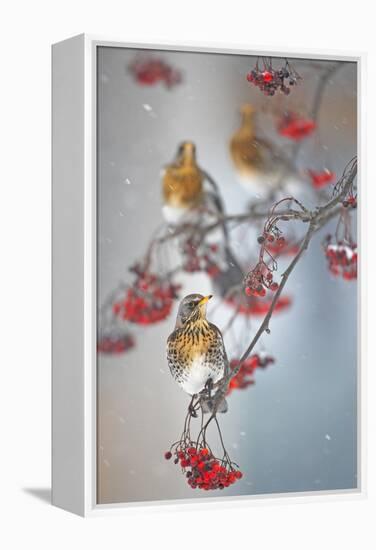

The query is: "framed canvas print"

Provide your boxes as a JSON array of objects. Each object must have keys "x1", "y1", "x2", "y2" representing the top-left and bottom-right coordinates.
[{"x1": 52, "y1": 35, "x2": 364, "y2": 516}]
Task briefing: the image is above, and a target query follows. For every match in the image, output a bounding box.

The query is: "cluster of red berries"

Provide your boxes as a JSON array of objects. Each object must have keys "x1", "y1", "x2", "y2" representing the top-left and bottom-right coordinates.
[
  {"x1": 308, "y1": 169, "x2": 336, "y2": 189},
  {"x1": 244, "y1": 260, "x2": 279, "y2": 298},
  {"x1": 113, "y1": 265, "x2": 181, "y2": 325},
  {"x1": 246, "y1": 60, "x2": 301, "y2": 96},
  {"x1": 165, "y1": 446, "x2": 242, "y2": 491},
  {"x1": 323, "y1": 237, "x2": 357, "y2": 281},
  {"x1": 278, "y1": 112, "x2": 316, "y2": 141},
  {"x1": 128, "y1": 57, "x2": 182, "y2": 89},
  {"x1": 227, "y1": 353, "x2": 275, "y2": 394},
  {"x1": 261, "y1": 232, "x2": 296, "y2": 256},
  {"x1": 226, "y1": 294, "x2": 291, "y2": 316},
  {"x1": 97, "y1": 331, "x2": 135, "y2": 355},
  {"x1": 266, "y1": 238, "x2": 300, "y2": 257},
  {"x1": 182, "y1": 240, "x2": 221, "y2": 278}
]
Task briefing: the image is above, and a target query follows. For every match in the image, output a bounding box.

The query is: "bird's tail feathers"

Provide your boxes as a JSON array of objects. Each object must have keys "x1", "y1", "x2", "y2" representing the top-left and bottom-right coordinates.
[{"x1": 200, "y1": 395, "x2": 228, "y2": 414}]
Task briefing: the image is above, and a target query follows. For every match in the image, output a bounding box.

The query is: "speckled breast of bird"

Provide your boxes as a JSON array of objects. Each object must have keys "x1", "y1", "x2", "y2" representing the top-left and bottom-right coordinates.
[{"x1": 167, "y1": 315, "x2": 225, "y2": 395}]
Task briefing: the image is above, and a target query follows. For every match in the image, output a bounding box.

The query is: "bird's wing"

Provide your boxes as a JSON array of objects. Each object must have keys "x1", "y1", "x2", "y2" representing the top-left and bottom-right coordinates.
[
  {"x1": 166, "y1": 329, "x2": 182, "y2": 379},
  {"x1": 209, "y1": 322, "x2": 229, "y2": 376}
]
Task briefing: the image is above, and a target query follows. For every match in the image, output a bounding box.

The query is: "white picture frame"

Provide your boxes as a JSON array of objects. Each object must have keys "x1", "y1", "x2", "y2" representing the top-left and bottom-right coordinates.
[{"x1": 52, "y1": 34, "x2": 365, "y2": 517}]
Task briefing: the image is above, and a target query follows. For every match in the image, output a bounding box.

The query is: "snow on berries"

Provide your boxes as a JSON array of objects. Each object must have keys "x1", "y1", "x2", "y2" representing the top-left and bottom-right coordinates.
[
  {"x1": 113, "y1": 264, "x2": 181, "y2": 325},
  {"x1": 342, "y1": 195, "x2": 357, "y2": 209},
  {"x1": 164, "y1": 444, "x2": 243, "y2": 491},
  {"x1": 323, "y1": 235, "x2": 357, "y2": 280},
  {"x1": 322, "y1": 188, "x2": 357, "y2": 281},
  {"x1": 246, "y1": 58, "x2": 302, "y2": 96}
]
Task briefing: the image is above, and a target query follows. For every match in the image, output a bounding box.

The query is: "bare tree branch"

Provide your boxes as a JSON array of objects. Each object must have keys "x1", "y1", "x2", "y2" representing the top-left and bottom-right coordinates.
[{"x1": 208, "y1": 157, "x2": 357, "y2": 412}]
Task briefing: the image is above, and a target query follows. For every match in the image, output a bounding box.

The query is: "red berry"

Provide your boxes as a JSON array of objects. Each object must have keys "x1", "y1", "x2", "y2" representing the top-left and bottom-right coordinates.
[
  {"x1": 263, "y1": 71, "x2": 273, "y2": 82},
  {"x1": 270, "y1": 282, "x2": 279, "y2": 291},
  {"x1": 164, "y1": 451, "x2": 172, "y2": 460}
]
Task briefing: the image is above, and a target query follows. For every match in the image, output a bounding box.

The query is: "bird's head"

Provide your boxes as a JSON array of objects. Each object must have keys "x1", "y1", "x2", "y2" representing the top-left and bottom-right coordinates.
[
  {"x1": 239, "y1": 103, "x2": 256, "y2": 131},
  {"x1": 240, "y1": 103, "x2": 255, "y2": 117},
  {"x1": 176, "y1": 141, "x2": 197, "y2": 166},
  {"x1": 175, "y1": 293, "x2": 213, "y2": 328}
]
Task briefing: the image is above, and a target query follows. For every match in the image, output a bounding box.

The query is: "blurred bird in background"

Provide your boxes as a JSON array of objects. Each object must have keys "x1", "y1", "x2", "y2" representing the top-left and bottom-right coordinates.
[
  {"x1": 161, "y1": 141, "x2": 244, "y2": 297},
  {"x1": 162, "y1": 140, "x2": 231, "y2": 229},
  {"x1": 230, "y1": 104, "x2": 264, "y2": 178},
  {"x1": 167, "y1": 294, "x2": 228, "y2": 415},
  {"x1": 230, "y1": 103, "x2": 301, "y2": 197},
  {"x1": 162, "y1": 141, "x2": 204, "y2": 224}
]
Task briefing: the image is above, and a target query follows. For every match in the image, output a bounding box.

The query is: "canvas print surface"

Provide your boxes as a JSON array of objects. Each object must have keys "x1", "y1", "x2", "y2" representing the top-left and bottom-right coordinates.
[{"x1": 97, "y1": 46, "x2": 357, "y2": 504}]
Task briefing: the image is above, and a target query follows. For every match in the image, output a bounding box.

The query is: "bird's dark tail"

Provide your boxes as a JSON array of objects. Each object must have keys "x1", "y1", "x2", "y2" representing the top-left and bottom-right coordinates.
[{"x1": 200, "y1": 395, "x2": 228, "y2": 414}]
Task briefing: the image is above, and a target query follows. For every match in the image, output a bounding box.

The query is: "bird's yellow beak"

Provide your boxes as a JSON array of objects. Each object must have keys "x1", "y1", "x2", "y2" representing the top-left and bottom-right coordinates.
[{"x1": 198, "y1": 295, "x2": 213, "y2": 306}]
